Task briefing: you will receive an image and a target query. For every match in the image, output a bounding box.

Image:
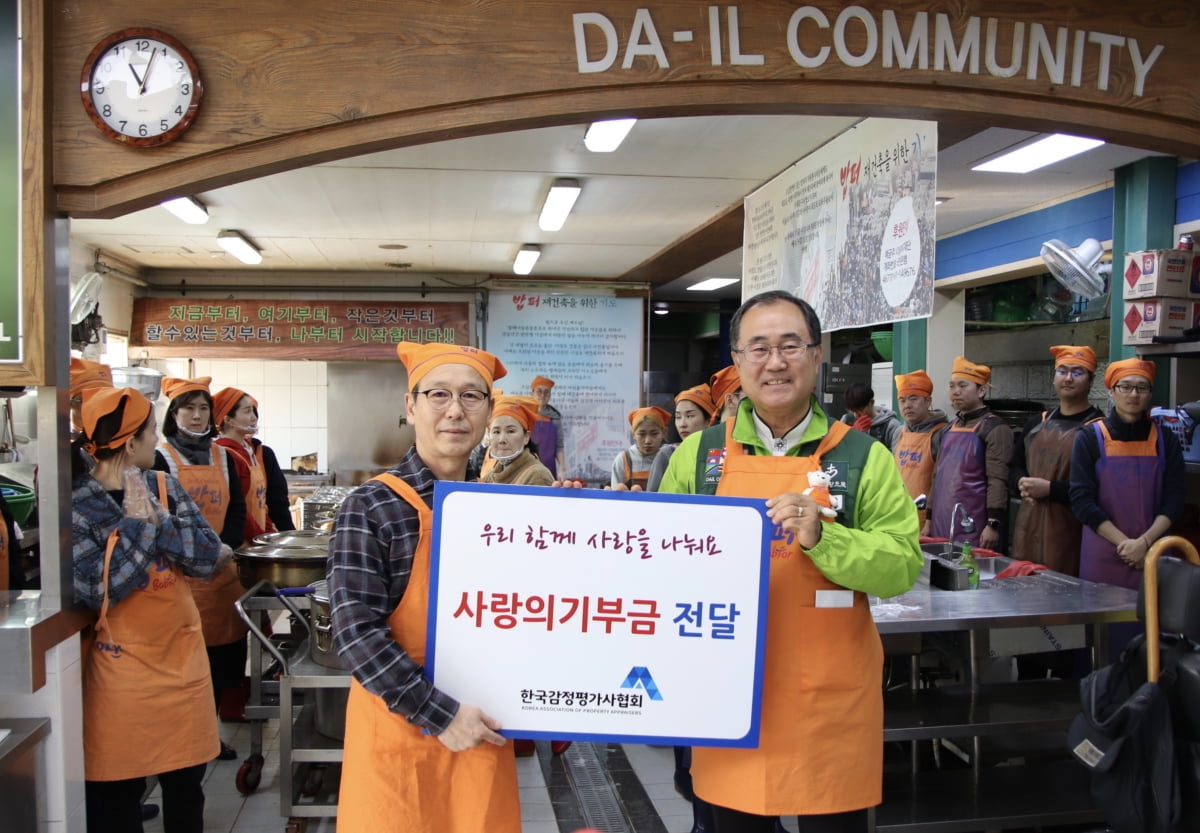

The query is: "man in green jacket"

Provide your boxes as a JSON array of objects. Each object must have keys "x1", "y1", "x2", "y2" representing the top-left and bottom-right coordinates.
[{"x1": 658, "y1": 290, "x2": 921, "y2": 833}]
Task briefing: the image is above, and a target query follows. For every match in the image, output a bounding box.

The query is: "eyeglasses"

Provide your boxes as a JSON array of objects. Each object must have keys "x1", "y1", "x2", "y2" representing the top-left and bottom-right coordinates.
[
  {"x1": 732, "y1": 342, "x2": 819, "y2": 363},
  {"x1": 1112, "y1": 383, "x2": 1151, "y2": 396},
  {"x1": 1054, "y1": 367, "x2": 1089, "y2": 379},
  {"x1": 413, "y1": 389, "x2": 490, "y2": 411}
]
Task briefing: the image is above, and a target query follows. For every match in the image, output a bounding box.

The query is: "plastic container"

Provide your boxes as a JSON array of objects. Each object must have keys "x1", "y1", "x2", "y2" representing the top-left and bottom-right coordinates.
[
  {"x1": 870, "y1": 330, "x2": 894, "y2": 360},
  {"x1": 959, "y1": 543, "x2": 980, "y2": 589},
  {"x1": 0, "y1": 483, "x2": 36, "y2": 526}
]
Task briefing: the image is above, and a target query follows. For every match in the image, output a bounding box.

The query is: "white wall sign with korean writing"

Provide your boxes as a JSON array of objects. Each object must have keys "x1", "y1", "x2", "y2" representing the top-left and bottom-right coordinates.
[
  {"x1": 428, "y1": 482, "x2": 770, "y2": 746},
  {"x1": 742, "y1": 117, "x2": 937, "y2": 331}
]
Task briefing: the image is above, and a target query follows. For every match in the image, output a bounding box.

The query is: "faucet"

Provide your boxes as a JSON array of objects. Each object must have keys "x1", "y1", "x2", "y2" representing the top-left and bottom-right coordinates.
[{"x1": 946, "y1": 502, "x2": 976, "y2": 557}]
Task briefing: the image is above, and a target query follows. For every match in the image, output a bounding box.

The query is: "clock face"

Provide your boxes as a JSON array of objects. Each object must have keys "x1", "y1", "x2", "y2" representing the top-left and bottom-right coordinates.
[{"x1": 81, "y1": 29, "x2": 202, "y2": 147}]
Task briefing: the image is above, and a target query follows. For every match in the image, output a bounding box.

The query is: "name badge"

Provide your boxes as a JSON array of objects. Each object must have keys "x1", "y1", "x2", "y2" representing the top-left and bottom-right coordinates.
[{"x1": 815, "y1": 590, "x2": 854, "y2": 608}]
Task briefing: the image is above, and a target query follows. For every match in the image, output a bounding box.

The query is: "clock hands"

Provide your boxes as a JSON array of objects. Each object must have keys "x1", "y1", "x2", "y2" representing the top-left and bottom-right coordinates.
[
  {"x1": 138, "y1": 49, "x2": 158, "y2": 96},
  {"x1": 127, "y1": 62, "x2": 144, "y2": 90}
]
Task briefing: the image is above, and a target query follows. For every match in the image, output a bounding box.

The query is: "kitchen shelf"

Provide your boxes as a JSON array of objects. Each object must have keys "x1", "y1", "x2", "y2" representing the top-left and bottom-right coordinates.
[
  {"x1": 882, "y1": 679, "x2": 1079, "y2": 742},
  {"x1": 1136, "y1": 340, "x2": 1200, "y2": 356}
]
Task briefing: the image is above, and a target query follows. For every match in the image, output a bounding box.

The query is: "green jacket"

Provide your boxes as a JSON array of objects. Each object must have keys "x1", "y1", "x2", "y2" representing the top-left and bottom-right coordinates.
[{"x1": 658, "y1": 397, "x2": 922, "y2": 599}]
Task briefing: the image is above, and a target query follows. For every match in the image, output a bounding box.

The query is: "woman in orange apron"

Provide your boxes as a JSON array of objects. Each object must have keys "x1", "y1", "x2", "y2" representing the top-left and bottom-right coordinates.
[
  {"x1": 329, "y1": 342, "x2": 519, "y2": 833},
  {"x1": 611, "y1": 406, "x2": 670, "y2": 489},
  {"x1": 70, "y1": 387, "x2": 225, "y2": 833},
  {"x1": 214, "y1": 387, "x2": 297, "y2": 541},
  {"x1": 155, "y1": 377, "x2": 248, "y2": 760}
]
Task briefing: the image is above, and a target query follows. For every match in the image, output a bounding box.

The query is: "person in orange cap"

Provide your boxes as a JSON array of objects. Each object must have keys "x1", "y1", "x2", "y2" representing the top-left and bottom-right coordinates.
[
  {"x1": 70, "y1": 387, "x2": 225, "y2": 833},
  {"x1": 612, "y1": 406, "x2": 671, "y2": 489},
  {"x1": 69, "y1": 357, "x2": 114, "y2": 433},
  {"x1": 1008, "y1": 346, "x2": 1104, "y2": 575},
  {"x1": 529, "y1": 375, "x2": 566, "y2": 478},
  {"x1": 929, "y1": 356, "x2": 1014, "y2": 551},
  {"x1": 480, "y1": 395, "x2": 553, "y2": 486},
  {"x1": 1070, "y1": 357, "x2": 1184, "y2": 599},
  {"x1": 154, "y1": 377, "x2": 248, "y2": 760},
  {"x1": 892, "y1": 369, "x2": 950, "y2": 529},
  {"x1": 708, "y1": 365, "x2": 744, "y2": 425},
  {"x1": 645, "y1": 384, "x2": 716, "y2": 492},
  {"x1": 328, "y1": 341, "x2": 522, "y2": 833}
]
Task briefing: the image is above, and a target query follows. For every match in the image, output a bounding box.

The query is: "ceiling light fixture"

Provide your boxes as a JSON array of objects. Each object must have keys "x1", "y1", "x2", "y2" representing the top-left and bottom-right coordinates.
[
  {"x1": 512, "y1": 244, "x2": 542, "y2": 275},
  {"x1": 583, "y1": 118, "x2": 636, "y2": 152},
  {"x1": 652, "y1": 301, "x2": 669, "y2": 316},
  {"x1": 970, "y1": 133, "x2": 1105, "y2": 174},
  {"x1": 687, "y1": 277, "x2": 740, "y2": 292},
  {"x1": 160, "y1": 196, "x2": 209, "y2": 224},
  {"x1": 538, "y1": 178, "x2": 582, "y2": 232},
  {"x1": 217, "y1": 230, "x2": 263, "y2": 265}
]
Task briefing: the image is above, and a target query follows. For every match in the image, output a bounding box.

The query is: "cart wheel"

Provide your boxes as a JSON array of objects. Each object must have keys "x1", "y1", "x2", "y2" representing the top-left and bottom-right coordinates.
[
  {"x1": 235, "y1": 753, "x2": 265, "y2": 795},
  {"x1": 284, "y1": 819, "x2": 307, "y2": 833},
  {"x1": 300, "y1": 765, "x2": 324, "y2": 797}
]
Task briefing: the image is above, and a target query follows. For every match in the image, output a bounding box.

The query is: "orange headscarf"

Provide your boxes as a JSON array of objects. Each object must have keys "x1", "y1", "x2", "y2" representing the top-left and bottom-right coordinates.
[
  {"x1": 69, "y1": 358, "x2": 113, "y2": 397},
  {"x1": 213, "y1": 387, "x2": 256, "y2": 426},
  {"x1": 628, "y1": 406, "x2": 671, "y2": 431},
  {"x1": 530, "y1": 376, "x2": 555, "y2": 390},
  {"x1": 396, "y1": 342, "x2": 507, "y2": 390},
  {"x1": 675, "y1": 384, "x2": 715, "y2": 417},
  {"x1": 80, "y1": 387, "x2": 153, "y2": 455},
  {"x1": 1049, "y1": 345, "x2": 1097, "y2": 373},
  {"x1": 1104, "y1": 358, "x2": 1156, "y2": 389},
  {"x1": 708, "y1": 366, "x2": 743, "y2": 425},
  {"x1": 950, "y1": 356, "x2": 991, "y2": 386},
  {"x1": 894, "y1": 370, "x2": 934, "y2": 398},
  {"x1": 490, "y1": 395, "x2": 545, "y2": 433},
  {"x1": 161, "y1": 376, "x2": 212, "y2": 401}
]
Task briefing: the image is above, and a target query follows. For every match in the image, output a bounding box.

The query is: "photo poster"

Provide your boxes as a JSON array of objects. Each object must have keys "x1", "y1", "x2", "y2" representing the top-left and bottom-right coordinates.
[
  {"x1": 742, "y1": 118, "x2": 937, "y2": 331},
  {"x1": 484, "y1": 293, "x2": 643, "y2": 484},
  {"x1": 426, "y1": 481, "x2": 771, "y2": 746}
]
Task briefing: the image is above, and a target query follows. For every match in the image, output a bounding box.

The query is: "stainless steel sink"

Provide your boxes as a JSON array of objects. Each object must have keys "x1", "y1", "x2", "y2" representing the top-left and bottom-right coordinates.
[{"x1": 919, "y1": 545, "x2": 1013, "y2": 589}]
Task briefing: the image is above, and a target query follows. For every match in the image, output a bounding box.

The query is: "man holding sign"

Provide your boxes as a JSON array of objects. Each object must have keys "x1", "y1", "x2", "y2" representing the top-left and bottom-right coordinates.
[{"x1": 659, "y1": 290, "x2": 922, "y2": 833}]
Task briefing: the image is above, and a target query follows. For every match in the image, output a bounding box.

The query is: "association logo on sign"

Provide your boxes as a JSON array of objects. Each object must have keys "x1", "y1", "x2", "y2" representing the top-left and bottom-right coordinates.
[{"x1": 620, "y1": 666, "x2": 664, "y2": 701}]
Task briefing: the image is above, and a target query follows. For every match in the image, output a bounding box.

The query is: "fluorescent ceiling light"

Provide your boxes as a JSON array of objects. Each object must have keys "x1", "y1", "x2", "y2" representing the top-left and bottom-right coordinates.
[
  {"x1": 513, "y1": 244, "x2": 541, "y2": 275},
  {"x1": 538, "y1": 178, "x2": 582, "y2": 232},
  {"x1": 217, "y1": 229, "x2": 262, "y2": 265},
  {"x1": 687, "y1": 277, "x2": 740, "y2": 292},
  {"x1": 161, "y1": 196, "x2": 208, "y2": 224},
  {"x1": 583, "y1": 118, "x2": 636, "y2": 152},
  {"x1": 653, "y1": 301, "x2": 669, "y2": 316},
  {"x1": 971, "y1": 134, "x2": 1105, "y2": 174}
]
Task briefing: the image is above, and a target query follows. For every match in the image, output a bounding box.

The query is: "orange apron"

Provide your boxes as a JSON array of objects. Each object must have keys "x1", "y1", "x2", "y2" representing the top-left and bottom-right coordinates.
[
  {"x1": 692, "y1": 419, "x2": 883, "y2": 815},
  {"x1": 337, "y1": 473, "x2": 520, "y2": 833},
  {"x1": 0, "y1": 512, "x2": 9, "y2": 592},
  {"x1": 621, "y1": 450, "x2": 651, "y2": 490},
  {"x1": 162, "y1": 443, "x2": 248, "y2": 646},
  {"x1": 894, "y1": 428, "x2": 936, "y2": 525},
  {"x1": 82, "y1": 472, "x2": 219, "y2": 780},
  {"x1": 245, "y1": 444, "x2": 271, "y2": 535}
]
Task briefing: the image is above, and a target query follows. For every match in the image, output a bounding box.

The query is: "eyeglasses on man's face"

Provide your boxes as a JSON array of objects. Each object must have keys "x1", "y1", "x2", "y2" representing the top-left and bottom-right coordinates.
[
  {"x1": 733, "y1": 341, "x2": 819, "y2": 363},
  {"x1": 414, "y1": 388, "x2": 491, "y2": 411},
  {"x1": 1054, "y1": 367, "x2": 1088, "y2": 379},
  {"x1": 1112, "y1": 383, "x2": 1151, "y2": 396}
]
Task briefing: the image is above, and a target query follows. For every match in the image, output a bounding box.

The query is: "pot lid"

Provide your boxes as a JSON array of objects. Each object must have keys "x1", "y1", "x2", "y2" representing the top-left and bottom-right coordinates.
[
  {"x1": 254, "y1": 530, "x2": 331, "y2": 548},
  {"x1": 235, "y1": 544, "x2": 328, "y2": 561}
]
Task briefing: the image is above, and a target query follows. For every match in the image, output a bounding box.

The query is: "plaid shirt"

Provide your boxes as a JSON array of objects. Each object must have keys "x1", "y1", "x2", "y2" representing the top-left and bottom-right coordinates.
[
  {"x1": 327, "y1": 448, "x2": 464, "y2": 734},
  {"x1": 72, "y1": 470, "x2": 223, "y2": 610}
]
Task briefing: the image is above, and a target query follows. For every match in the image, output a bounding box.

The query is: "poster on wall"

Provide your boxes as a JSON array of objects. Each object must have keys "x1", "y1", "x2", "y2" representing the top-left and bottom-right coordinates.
[
  {"x1": 129, "y1": 298, "x2": 470, "y2": 359},
  {"x1": 485, "y1": 293, "x2": 642, "y2": 485},
  {"x1": 742, "y1": 118, "x2": 937, "y2": 331}
]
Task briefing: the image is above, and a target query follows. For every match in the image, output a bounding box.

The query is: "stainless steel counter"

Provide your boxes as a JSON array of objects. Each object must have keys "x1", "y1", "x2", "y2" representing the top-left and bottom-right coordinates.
[
  {"x1": 0, "y1": 718, "x2": 51, "y2": 832},
  {"x1": 0, "y1": 591, "x2": 93, "y2": 694}
]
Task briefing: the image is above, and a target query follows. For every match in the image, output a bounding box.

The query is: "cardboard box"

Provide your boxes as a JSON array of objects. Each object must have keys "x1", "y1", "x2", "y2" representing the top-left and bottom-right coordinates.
[
  {"x1": 1122, "y1": 249, "x2": 1194, "y2": 298},
  {"x1": 1121, "y1": 297, "x2": 1191, "y2": 344}
]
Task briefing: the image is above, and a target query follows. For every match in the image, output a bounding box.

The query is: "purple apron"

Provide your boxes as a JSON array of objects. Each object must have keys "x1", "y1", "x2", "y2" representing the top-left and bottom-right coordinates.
[
  {"x1": 1079, "y1": 421, "x2": 1164, "y2": 590},
  {"x1": 530, "y1": 418, "x2": 558, "y2": 478},
  {"x1": 929, "y1": 420, "x2": 988, "y2": 547}
]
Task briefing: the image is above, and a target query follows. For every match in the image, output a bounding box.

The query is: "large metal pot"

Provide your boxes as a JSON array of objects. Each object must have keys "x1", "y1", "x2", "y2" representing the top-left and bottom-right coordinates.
[
  {"x1": 253, "y1": 529, "x2": 331, "y2": 549},
  {"x1": 234, "y1": 544, "x2": 328, "y2": 589},
  {"x1": 110, "y1": 366, "x2": 164, "y2": 400},
  {"x1": 307, "y1": 579, "x2": 348, "y2": 739}
]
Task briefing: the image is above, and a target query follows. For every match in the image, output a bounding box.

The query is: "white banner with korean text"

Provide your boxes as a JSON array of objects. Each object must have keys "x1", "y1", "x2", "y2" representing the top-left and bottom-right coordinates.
[
  {"x1": 742, "y1": 118, "x2": 937, "y2": 331},
  {"x1": 428, "y1": 482, "x2": 770, "y2": 746}
]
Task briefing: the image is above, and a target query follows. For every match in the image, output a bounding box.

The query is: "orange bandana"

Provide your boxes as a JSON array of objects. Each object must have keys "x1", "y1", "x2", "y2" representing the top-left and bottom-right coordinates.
[
  {"x1": 675, "y1": 384, "x2": 715, "y2": 417},
  {"x1": 161, "y1": 376, "x2": 212, "y2": 401},
  {"x1": 1049, "y1": 345, "x2": 1097, "y2": 373},
  {"x1": 709, "y1": 365, "x2": 742, "y2": 406},
  {"x1": 628, "y1": 406, "x2": 671, "y2": 431},
  {"x1": 69, "y1": 358, "x2": 113, "y2": 397},
  {"x1": 951, "y1": 356, "x2": 991, "y2": 386},
  {"x1": 213, "y1": 387, "x2": 256, "y2": 426},
  {"x1": 80, "y1": 387, "x2": 153, "y2": 454},
  {"x1": 396, "y1": 342, "x2": 507, "y2": 390},
  {"x1": 1104, "y1": 358, "x2": 1156, "y2": 389},
  {"x1": 530, "y1": 375, "x2": 555, "y2": 390},
  {"x1": 895, "y1": 370, "x2": 933, "y2": 398},
  {"x1": 491, "y1": 395, "x2": 545, "y2": 433}
]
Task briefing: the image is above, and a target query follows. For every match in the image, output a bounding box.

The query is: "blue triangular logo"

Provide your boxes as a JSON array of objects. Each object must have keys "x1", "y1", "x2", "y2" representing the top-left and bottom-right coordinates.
[{"x1": 620, "y1": 666, "x2": 663, "y2": 700}]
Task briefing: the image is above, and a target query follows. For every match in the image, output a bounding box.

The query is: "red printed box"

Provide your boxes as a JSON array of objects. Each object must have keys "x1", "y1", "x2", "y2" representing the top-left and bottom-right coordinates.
[
  {"x1": 1122, "y1": 249, "x2": 1194, "y2": 299},
  {"x1": 1122, "y1": 297, "x2": 1192, "y2": 344}
]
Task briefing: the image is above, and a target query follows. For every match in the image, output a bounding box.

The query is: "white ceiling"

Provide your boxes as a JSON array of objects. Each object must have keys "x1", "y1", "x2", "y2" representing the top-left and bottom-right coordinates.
[{"x1": 69, "y1": 115, "x2": 1171, "y2": 303}]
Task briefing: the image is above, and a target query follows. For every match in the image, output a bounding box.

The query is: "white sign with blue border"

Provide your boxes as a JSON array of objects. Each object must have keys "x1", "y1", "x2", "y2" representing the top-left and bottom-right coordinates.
[{"x1": 428, "y1": 482, "x2": 770, "y2": 747}]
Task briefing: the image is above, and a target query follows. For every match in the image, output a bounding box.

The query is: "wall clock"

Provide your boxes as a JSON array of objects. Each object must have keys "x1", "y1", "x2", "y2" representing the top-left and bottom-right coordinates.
[{"x1": 80, "y1": 28, "x2": 203, "y2": 147}]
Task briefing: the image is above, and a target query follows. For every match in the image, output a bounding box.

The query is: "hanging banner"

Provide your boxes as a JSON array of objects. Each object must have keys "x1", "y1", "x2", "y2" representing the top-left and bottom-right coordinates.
[
  {"x1": 743, "y1": 118, "x2": 937, "y2": 331},
  {"x1": 129, "y1": 298, "x2": 470, "y2": 359},
  {"x1": 485, "y1": 293, "x2": 642, "y2": 484},
  {"x1": 428, "y1": 482, "x2": 771, "y2": 745},
  {"x1": 0, "y1": 5, "x2": 20, "y2": 365}
]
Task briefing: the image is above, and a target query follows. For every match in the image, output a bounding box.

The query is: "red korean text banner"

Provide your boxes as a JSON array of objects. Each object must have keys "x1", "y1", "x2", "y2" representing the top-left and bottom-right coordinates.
[{"x1": 129, "y1": 298, "x2": 470, "y2": 359}]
